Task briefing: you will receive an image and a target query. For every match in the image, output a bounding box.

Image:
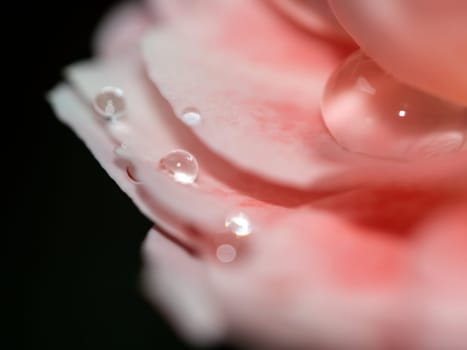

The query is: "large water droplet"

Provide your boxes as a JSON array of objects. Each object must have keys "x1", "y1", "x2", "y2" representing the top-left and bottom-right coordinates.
[
  {"x1": 216, "y1": 244, "x2": 237, "y2": 263},
  {"x1": 159, "y1": 150, "x2": 199, "y2": 184},
  {"x1": 225, "y1": 212, "x2": 253, "y2": 237},
  {"x1": 94, "y1": 87, "x2": 126, "y2": 120},
  {"x1": 180, "y1": 108, "x2": 202, "y2": 126},
  {"x1": 321, "y1": 51, "x2": 467, "y2": 161}
]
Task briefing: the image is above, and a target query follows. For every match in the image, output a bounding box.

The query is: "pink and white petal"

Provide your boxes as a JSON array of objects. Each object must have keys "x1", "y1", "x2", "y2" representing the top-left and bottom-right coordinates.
[
  {"x1": 141, "y1": 0, "x2": 467, "y2": 190},
  {"x1": 310, "y1": 186, "x2": 467, "y2": 236},
  {"x1": 151, "y1": 0, "x2": 351, "y2": 44},
  {"x1": 206, "y1": 207, "x2": 407, "y2": 349},
  {"x1": 55, "y1": 55, "x2": 467, "y2": 349},
  {"x1": 63, "y1": 58, "x2": 420, "y2": 348},
  {"x1": 141, "y1": 0, "x2": 361, "y2": 189},
  {"x1": 50, "y1": 87, "x2": 229, "y2": 345},
  {"x1": 408, "y1": 204, "x2": 467, "y2": 350},
  {"x1": 140, "y1": 182, "x2": 466, "y2": 348},
  {"x1": 142, "y1": 227, "x2": 226, "y2": 346},
  {"x1": 145, "y1": 0, "x2": 198, "y2": 22},
  {"x1": 329, "y1": 0, "x2": 467, "y2": 105},
  {"x1": 142, "y1": 187, "x2": 424, "y2": 349},
  {"x1": 64, "y1": 54, "x2": 299, "y2": 254},
  {"x1": 269, "y1": 0, "x2": 353, "y2": 43},
  {"x1": 48, "y1": 84, "x2": 157, "y2": 223},
  {"x1": 206, "y1": 187, "x2": 466, "y2": 348},
  {"x1": 51, "y1": 83, "x2": 207, "y2": 250},
  {"x1": 93, "y1": 1, "x2": 154, "y2": 57}
]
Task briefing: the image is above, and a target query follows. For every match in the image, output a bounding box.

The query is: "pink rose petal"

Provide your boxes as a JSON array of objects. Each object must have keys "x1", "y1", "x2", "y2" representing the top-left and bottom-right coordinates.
[
  {"x1": 141, "y1": 0, "x2": 467, "y2": 189},
  {"x1": 93, "y1": 1, "x2": 153, "y2": 57},
  {"x1": 142, "y1": 228, "x2": 226, "y2": 346},
  {"x1": 48, "y1": 84, "x2": 156, "y2": 222},
  {"x1": 49, "y1": 83, "x2": 208, "y2": 248},
  {"x1": 143, "y1": 204, "x2": 408, "y2": 349},
  {"x1": 329, "y1": 0, "x2": 467, "y2": 105},
  {"x1": 408, "y1": 204, "x2": 467, "y2": 349},
  {"x1": 59, "y1": 53, "x2": 305, "y2": 252},
  {"x1": 141, "y1": 0, "x2": 359, "y2": 188},
  {"x1": 50, "y1": 1, "x2": 467, "y2": 348},
  {"x1": 269, "y1": 0, "x2": 353, "y2": 43},
  {"x1": 63, "y1": 51, "x2": 466, "y2": 252}
]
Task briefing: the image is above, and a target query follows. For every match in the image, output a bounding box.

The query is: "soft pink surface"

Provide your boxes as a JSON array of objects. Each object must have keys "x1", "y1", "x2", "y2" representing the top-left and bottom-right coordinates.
[
  {"x1": 329, "y1": 0, "x2": 467, "y2": 105},
  {"x1": 49, "y1": 1, "x2": 467, "y2": 349}
]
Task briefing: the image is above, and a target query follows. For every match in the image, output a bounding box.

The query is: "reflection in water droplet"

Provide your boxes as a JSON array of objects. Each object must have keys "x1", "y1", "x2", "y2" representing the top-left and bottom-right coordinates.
[
  {"x1": 159, "y1": 150, "x2": 199, "y2": 184},
  {"x1": 216, "y1": 244, "x2": 237, "y2": 263},
  {"x1": 321, "y1": 50, "x2": 466, "y2": 161},
  {"x1": 225, "y1": 212, "x2": 253, "y2": 237},
  {"x1": 180, "y1": 108, "x2": 202, "y2": 126},
  {"x1": 356, "y1": 76, "x2": 376, "y2": 95},
  {"x1": 94, "y1": 87, "x2": 126, "y2": 120}
]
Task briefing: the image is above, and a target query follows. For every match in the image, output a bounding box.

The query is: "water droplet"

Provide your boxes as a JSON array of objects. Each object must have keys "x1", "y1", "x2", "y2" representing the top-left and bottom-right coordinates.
[
  {"x1": 216, "y1": 244, "x2": 237, "y2": 263},
  {"x1": 180, "y1": 108, "x2": 202, "y2": 126},
  {"x1": 159, "y1": 150, "x2": 199, "y2": 184},
  {"x1": 126, "y1": 165, "x2": 141, "y2": 184},
  {"x1": 94, "y1": 87, "x2": 126, "y2": 120},
  {"x1": 321, "y1": 50, "x2": 466, "y2": 161},
  {"x1": 225, "y1": 212, "x2": 253, "y2": 237}
]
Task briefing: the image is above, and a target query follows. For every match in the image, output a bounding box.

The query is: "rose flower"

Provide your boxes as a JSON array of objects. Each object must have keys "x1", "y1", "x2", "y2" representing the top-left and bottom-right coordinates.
[{"x1": 49, "y1": 1, "x2": 467, "y2": 349}]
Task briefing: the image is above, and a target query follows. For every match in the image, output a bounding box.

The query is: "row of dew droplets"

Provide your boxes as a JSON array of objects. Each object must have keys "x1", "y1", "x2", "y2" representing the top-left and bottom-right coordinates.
[{"x1": 94, "y1": 88, "x2": 252, "y2": 263}]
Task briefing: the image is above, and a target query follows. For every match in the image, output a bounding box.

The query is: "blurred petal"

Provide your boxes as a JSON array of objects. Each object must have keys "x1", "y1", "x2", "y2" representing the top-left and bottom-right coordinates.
[
  {"x1": 145, "y1": 0, "x2": 194, "y2": 21},
  {"x1": 409, "y1": 204, "x2": 467, "y2": 349},
  {"x1": 93, "y1": 1, "x2": 153, "y2": 57},
  {"x1": 142, "y1": 228, "x2": 225, "y2": 346},
  {"x1": 206, "y1": 206, "x2": 407, "y2": 349},
  {"x1": 329, "y1": 0, "x2": 467, "y2": 105},
  {"x1": 269, "y1": 0, "x2": 353, "y2": 42}
]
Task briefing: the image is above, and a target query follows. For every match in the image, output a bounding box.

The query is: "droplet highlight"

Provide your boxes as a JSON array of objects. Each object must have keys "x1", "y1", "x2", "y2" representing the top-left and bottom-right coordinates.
[
  {"x1": 94, "y1": 87, "x2": 126, "y2": 120},
  {"x1": 321, "y1": 50, "x2": 466, "y2": 161},
  {"x1": 216, "y1": 244, "x2": 237, "y2": 263},
  {"x1": 159, "y1": 150, "x2": 199, "y2": 184},
  {"x1": 114, "y1": 143, "x2": 130, "y2": 159},
  {"x1": 180, "y1": 108, "x2": 202, "y2": 126},
  {"x1": 225, "y1": 212, "x2": 253, "y2": 237}
]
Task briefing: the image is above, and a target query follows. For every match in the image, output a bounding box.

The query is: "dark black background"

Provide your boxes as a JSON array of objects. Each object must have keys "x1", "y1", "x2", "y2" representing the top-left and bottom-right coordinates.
[{"x1": 12, "y1": 1, "x2": 232, "y2": 349}]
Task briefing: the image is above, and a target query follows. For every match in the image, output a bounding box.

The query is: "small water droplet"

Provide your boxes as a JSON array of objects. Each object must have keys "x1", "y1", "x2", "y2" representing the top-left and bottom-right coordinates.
[
  {"x1": 321, "y1": 50, "x2": 466, "y2": 161},
  {"x1": 126, "y1": 165, "x2": 141, "y2": 184},
  {"x1": 180, "y1": 108, "x2": 202, "y2": 126},
  {"x1": 216, "y1": 244, "x2": 237, "y2": 263},
  {"x1": 94, "y1": 87, "x2": 126, "y2": 120},
  {"x1": 225, "y1": 212, "x2": 253, "y2": 237},
  {"x1": 159, "y1": 150, "x2": 199, "y2": 184}
]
